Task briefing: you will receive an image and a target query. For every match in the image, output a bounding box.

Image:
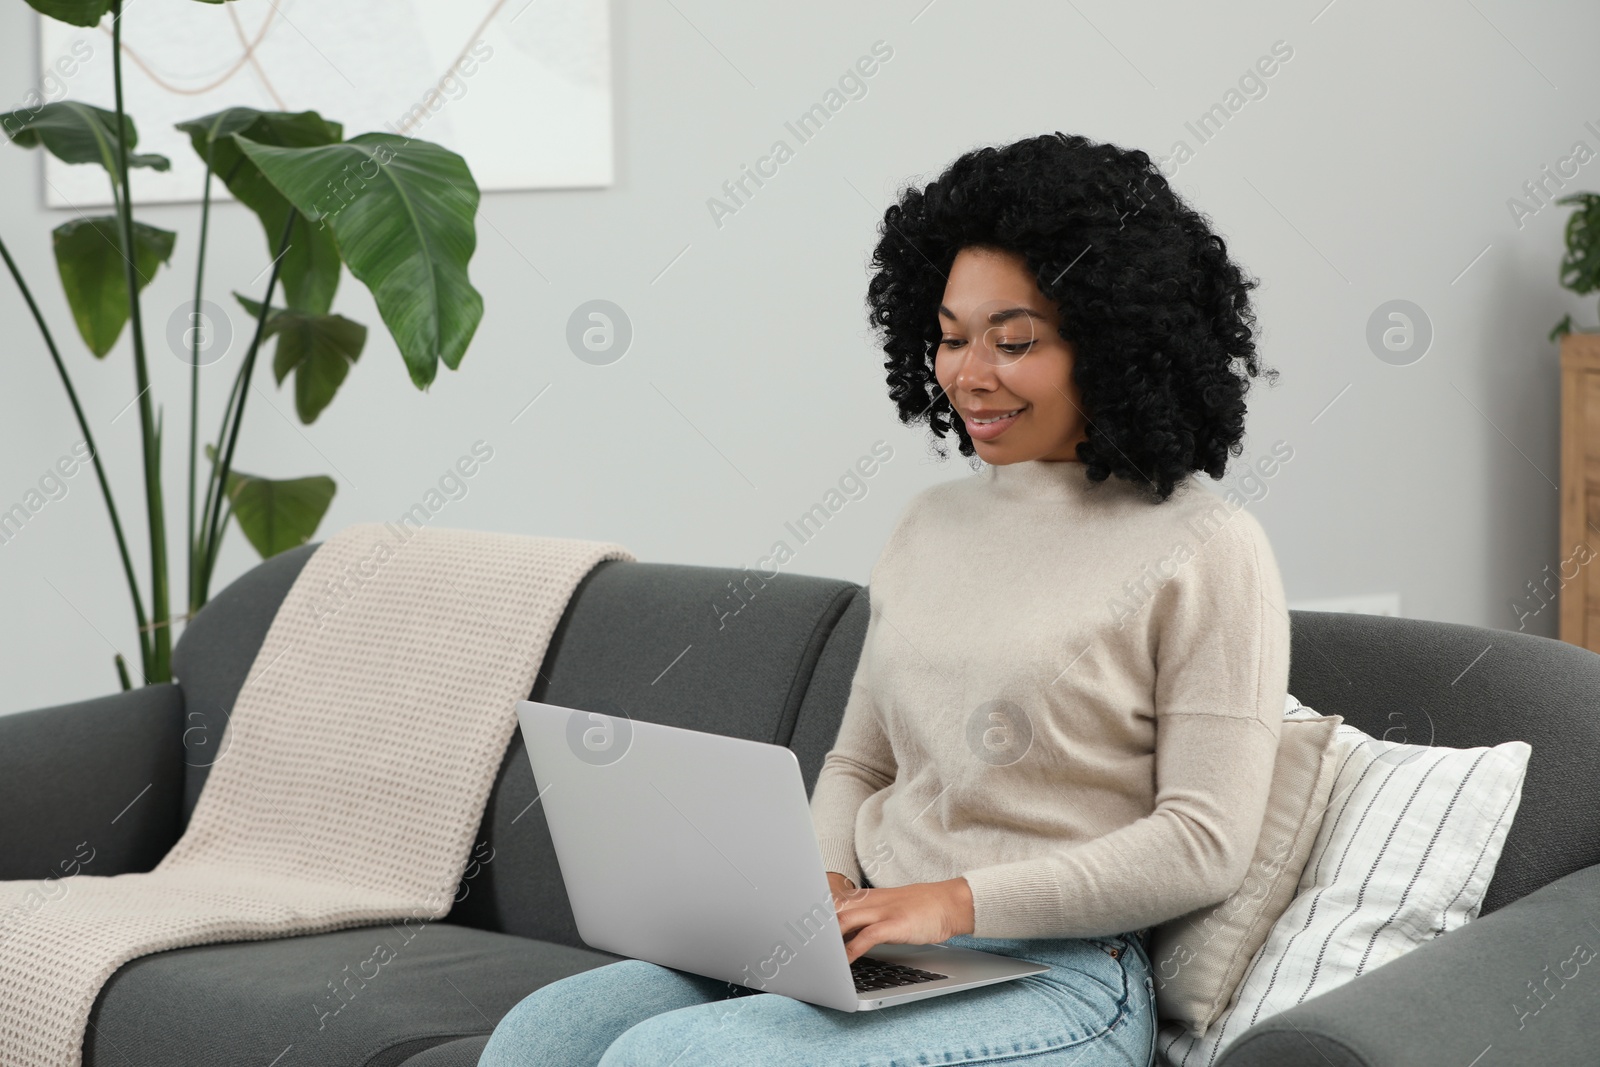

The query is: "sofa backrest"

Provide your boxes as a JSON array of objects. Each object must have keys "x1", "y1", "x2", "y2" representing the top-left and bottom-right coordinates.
[
  {"x1": 1279, "y1": 610, "x2": 1600, "y2": 915},
  {"x1": 173, "y1": 544, "x2": 862, "y2": 949},
  {"x1": 173, "y1": 546, "x2": 1600, "y2": 947}
]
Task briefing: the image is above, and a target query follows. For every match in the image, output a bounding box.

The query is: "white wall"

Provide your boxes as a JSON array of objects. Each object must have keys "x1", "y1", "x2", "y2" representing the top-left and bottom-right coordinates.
[{"x1": 2, "y1": 0, "x2": 1594, "y2": 714}]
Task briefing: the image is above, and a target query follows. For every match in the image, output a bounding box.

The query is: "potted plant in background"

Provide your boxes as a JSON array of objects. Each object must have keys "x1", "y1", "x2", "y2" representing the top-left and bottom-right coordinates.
[
  {"x1": 0, "y1": 0, "x2": 486, "y2": 688},
  {"x1": 1550, "y1": 191, "x2": 1600, "y2": 654}
]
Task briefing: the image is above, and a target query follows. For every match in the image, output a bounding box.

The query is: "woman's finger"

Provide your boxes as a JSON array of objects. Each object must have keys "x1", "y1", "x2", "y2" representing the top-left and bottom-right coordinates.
[
  {"x1": 844, "y1": 921, "x2": 897, "y2": 963},
  {"x1": 835, "y1": 901, "x2": 884, "y2": 940},
  {"x1": 832, "y1": 895, "x2": 896, "y2": 934}
]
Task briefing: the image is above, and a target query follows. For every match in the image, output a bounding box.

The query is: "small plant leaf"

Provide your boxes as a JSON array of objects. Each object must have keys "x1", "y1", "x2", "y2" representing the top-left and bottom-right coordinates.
[
  {"x1": 227, "y1": 471, "x2": 335, "y2": 558},
  {"x1": 1, "y1": 101, "x2": 169, "y2": 177},
  {"x1": 53, "y1": 216, "x2": 176, "y2": 357},
  {"x1": 234, "y1": 291, "x2": 367, "y2": 423},
  {"x1": 233, "y1": 132, "x2": 482, "y2": 388},
  {"x1": 1549, "y1": 313, "x2": 1574, "y2": 345},
  {"x1": 204, "y1": 441, "x2": 335, "y2": 559}
]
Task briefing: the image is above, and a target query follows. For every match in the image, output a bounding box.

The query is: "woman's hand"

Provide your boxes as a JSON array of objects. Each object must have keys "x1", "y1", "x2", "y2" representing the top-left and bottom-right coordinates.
[
  {"x1": 826, "y1": 871, "x2": 863, "y2": 913},
  {"x1": 825, "y1": 872, "x2": 975, "y2": 964}
]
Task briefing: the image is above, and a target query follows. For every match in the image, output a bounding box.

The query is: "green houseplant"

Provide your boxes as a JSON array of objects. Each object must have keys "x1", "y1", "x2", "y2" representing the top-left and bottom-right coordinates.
[
  {"x1": 1549, "y1": 191, "x2": 1600, "y2": 342},
  {"x1": 1, "y1": 0, "x2": 485, "y2": 688}
]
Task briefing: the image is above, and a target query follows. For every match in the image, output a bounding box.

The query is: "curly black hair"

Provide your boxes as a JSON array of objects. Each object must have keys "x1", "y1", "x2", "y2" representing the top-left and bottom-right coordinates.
[{"x1": 865, "y1": 132, "x2": 1277, "y2": 503}]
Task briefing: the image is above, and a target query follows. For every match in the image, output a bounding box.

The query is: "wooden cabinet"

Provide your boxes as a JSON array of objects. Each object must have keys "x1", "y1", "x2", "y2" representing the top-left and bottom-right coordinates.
[{"x1": 1560, "y1": 332, "x2": 1600, "y2": 653}]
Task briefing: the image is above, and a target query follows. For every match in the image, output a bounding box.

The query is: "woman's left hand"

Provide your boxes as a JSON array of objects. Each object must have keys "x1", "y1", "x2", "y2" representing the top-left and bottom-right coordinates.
[{"x1": 833, "y1": 877, "x2": 975, "y2": 963}]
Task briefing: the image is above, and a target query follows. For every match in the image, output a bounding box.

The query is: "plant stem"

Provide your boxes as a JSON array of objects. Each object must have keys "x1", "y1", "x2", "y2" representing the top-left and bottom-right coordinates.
[
  {"x1": 186, "y1": 150, "x2": 215, "y2": 617},
  {"x1": 198, "y1": 209, "x2": 296, "y2": 602},
  {"x1": 110, "y1": 0, "x2": 170, "y2": 683},
  {"x1": 192, "y1": 157, "x2": 258, "y2": 606},
  {"x1": 0, "y1": 230, "x2": 152, "y2": 671},
  {"x1": 195, "y1": 326, "x2": 247, "y2": 590}
]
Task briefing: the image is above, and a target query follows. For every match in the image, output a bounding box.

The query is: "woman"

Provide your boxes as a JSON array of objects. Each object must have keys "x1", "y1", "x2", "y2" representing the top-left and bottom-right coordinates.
[{"x1": 479, "y1": 131, "x2": 1290, "y2": 1067}]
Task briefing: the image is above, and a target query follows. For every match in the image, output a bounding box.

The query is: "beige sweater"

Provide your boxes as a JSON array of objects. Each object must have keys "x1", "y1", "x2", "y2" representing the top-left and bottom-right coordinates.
[{"x1": 810, "y1": 457, "x2": 1291, "y2": 940}]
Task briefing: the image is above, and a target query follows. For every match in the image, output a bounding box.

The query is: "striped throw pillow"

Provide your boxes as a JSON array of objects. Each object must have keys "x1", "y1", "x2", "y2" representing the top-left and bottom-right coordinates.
[{"x1": 1155, "y1": 695, "x2": 1531, "y2": 1067}]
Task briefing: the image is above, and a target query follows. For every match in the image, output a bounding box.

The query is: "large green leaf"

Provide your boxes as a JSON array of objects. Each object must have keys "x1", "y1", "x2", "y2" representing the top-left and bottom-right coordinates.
[
  {"x1": 234, "y1": 291, "x2": 367, "y2": 424},
  {"x1": 234, "y1": 132, "x2": 482, "y2": 388},
  {"x1": 53, "y1": 216, "x2": 176, "y2": 357},
  {"x1": 0, "y1": 102, "x2": 170, "y2": 177},
  {"x1": 176, "y1": 108, "x2": 343, "y2": 315},
  {"x1": 21, "y1": 0, "x2": 110, "y2": 28},
  {"x1": 24, "y1": 0, "x2": 237, "y2": 24},
  {"x1": 205, "y1": 445, "x2": 336, "y2": 559}
]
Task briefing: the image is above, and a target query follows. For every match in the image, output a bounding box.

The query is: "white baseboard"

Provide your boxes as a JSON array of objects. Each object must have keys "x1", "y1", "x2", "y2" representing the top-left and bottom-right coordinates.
[{"x1": 1287, "y1": 592, "x2": 1402, "y2": 617}]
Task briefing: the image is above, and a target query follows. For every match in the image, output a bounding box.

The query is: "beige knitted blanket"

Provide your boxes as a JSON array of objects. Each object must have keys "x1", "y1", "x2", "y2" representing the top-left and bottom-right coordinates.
[{"x1": 0, "y1": 522, "x2": 635, "y2": 1067}]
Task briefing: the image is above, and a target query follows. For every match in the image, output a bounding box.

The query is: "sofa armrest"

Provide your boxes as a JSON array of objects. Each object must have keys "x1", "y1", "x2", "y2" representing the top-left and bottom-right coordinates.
[
  {"x1": 1218, "y1": 862, "x2": 1600, "y2": 1067},
  {"x1": 0, "y1": 684, "x2": 185, "y2": 881}
]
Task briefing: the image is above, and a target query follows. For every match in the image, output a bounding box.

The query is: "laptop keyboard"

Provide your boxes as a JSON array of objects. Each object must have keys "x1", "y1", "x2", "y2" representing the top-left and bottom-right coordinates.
[{"x1": 851, "y1": 955, "x2": 949, "y2": 993}]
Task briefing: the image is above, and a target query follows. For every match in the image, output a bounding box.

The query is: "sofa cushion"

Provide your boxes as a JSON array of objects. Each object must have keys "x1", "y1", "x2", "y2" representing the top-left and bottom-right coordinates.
[
  {"x1": 1150, "y1": 706, "x2": 1344, "y2": 1036},
  {"x1": 84, "y1": 922, "x2": 618, "y2": 1067},
  {"x1": 443, "y1": 560, "x2": 858, "y2": 948},
  {"x1": 1284, "y1": 610, "x2": 1600, "y2": 914},
  {"x1": 1160, "y1": 704, "x2": 1532, "y2": 1066}
]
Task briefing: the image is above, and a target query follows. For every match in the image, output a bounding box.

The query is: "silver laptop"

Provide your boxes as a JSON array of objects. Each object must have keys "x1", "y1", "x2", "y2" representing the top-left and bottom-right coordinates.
[{"x1": 514, "y1": 699, "x2": 1048, "y2": 1011}]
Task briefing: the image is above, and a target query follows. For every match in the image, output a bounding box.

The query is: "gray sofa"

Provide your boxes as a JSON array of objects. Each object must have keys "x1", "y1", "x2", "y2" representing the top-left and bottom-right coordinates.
[{"x1": 3, "y1": 543, "x2": 1598, "y2": 1067}]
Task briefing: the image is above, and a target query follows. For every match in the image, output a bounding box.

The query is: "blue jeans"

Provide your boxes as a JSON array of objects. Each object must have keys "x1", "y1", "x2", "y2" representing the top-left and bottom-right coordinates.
[{"x1": 478, "y1": 929, "x2": 1157, "y2": 1066}]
